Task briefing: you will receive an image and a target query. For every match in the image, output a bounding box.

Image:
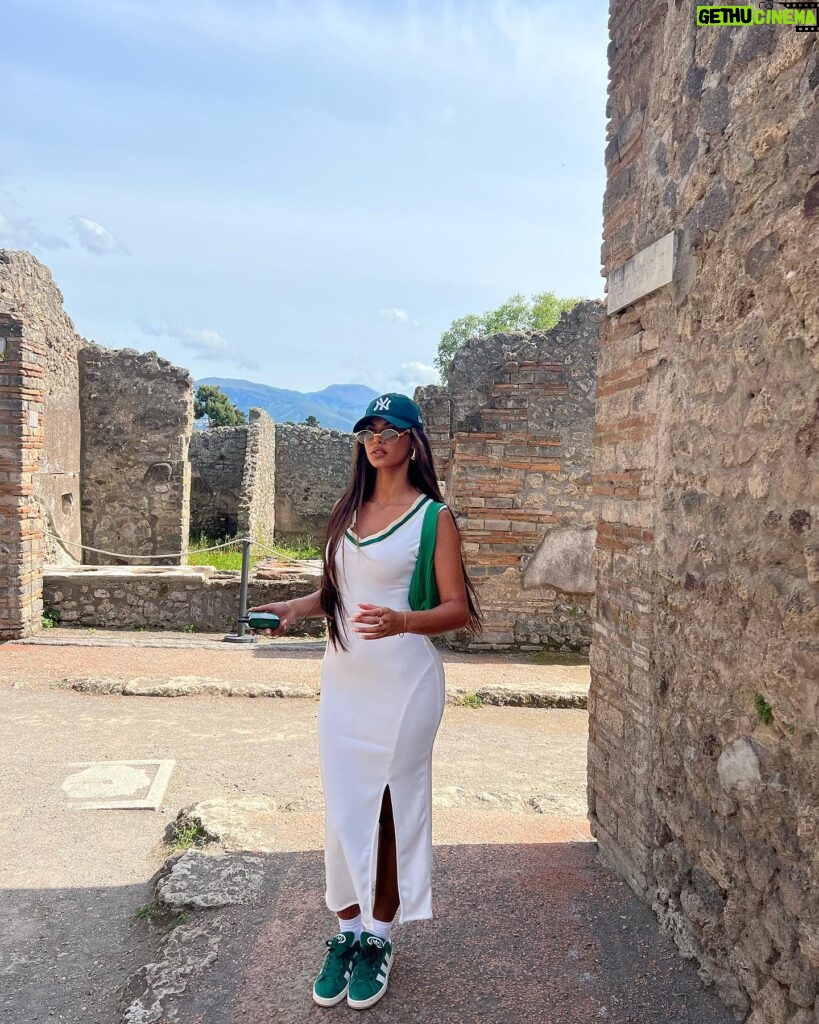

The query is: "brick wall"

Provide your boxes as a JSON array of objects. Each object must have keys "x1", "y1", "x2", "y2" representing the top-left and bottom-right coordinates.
[
  {"x1": 420, "y1": 303, "x2": 602, "y2": 652},
  {"x1": 589, "y1": 5, "x2": 818, "y2": 1020},
  {"x1": 416, "y1": 331, "x2": 531, "y2": 481},
  {"x1": 0, "y1": 315, "x2": 45, "y2": 638},
  {"x1": 0, "y1": 250, "x2": 84, "y2": 566}
]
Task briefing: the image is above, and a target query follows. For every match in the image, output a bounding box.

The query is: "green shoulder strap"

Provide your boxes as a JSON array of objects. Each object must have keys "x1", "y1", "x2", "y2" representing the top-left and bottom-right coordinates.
[{"x1": 408, "y1": 500, "x2": 445, "y2": 611}]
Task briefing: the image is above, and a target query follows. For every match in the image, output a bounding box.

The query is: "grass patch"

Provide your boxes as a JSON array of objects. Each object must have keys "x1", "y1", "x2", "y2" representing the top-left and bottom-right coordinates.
[
  {"x1": 525, "y1": 651, "x2": 590, "y2": 667},
  {"x1": 454, "y1": 692, "x2": 484, "y2": 709},
  {"x1": 42, "y1": 605, "x2": 61, "y2": 629},
  {"x1": 167, "y1": 819, "x2": 210, "y2": 851},
  {"x1": 754, "y1": 694, "x2": 773, "y2": 725},
  {"x1": 131, "y1": 903, "x2": 189, "y2": 934},
  {"x1": 161, "y1": 912, "x2": 190, "y2": 934},
  {"x1": 271, "y1": 535, "x2": 322, "y2": 560},
  {"x1": 187, "y1": 533, "x2": 321, "y2": 571},
  {"x1": 132, "y1": 903, "x2": 154, "y2": 923}
]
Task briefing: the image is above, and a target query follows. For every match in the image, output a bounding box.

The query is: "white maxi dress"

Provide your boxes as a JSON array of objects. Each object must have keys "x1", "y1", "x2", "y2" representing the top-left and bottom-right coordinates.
[{"x1": 318, "y1": 493, "x2": 445, "y2": 925}]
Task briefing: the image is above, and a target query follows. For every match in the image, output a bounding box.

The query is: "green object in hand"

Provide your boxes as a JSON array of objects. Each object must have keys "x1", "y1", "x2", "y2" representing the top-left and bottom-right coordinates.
[{"x1": 247, "y1": 612, "x2": 280, "y2": 631}]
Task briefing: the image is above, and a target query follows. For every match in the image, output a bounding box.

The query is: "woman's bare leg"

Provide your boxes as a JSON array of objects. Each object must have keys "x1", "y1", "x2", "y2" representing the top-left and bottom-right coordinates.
[
  {"x1": 337, "y1": 903, "x2": 361, "y2": 920},
  {"x1": 372, "y1": 788, "x2": 400, "y2": 922}
]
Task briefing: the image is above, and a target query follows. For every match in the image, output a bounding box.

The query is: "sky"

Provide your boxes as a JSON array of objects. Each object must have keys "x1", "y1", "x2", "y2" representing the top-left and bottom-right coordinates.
[{"x1": 3, "y1": 0, "x2": 609, "y2": 394}]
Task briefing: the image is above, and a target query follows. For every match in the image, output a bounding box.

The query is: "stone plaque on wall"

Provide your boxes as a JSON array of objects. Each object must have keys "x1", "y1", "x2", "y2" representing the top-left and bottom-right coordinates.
[{"x1": 607, "y1": 230, "x2": 676, "y2": 315}]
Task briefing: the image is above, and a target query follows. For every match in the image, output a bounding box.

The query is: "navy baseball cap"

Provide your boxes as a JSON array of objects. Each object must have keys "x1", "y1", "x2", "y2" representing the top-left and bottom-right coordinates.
[{"x1": 353, "y1": 393, "x2": 425, "y2": 433}]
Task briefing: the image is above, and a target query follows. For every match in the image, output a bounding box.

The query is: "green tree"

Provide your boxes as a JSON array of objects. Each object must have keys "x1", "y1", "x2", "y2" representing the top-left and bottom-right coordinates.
[
  {"x1": 303, "y1": 414, "x2": 320, "y2": 427},
  {"x1": 434, "y1": 291, "x2": 584, "y2": 383},
  {"x1": 194, "y1": 384, "x2": 246, "y2": 427}
]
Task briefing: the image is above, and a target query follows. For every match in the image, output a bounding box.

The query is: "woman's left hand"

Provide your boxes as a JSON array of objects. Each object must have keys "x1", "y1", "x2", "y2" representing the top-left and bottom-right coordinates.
[{"x1": 350, "y1": 603, "x2": 402, "y2": 639}]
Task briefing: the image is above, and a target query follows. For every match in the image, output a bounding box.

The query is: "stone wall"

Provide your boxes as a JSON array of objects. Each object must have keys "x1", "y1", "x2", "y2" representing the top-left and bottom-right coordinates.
[
  {"x1": 189, "y1": 426, "x2": 248, "y2": 538},
  {"x1": 237, "y1": 409, "x2": 276, "y2": 544},
  {"x1": 0, "y1": 250, "x2": 84, "y2": 566},
  {"x1": 79, "y1": 346, "x2": 193, "y2": 565},
  {"x1": 419, "y1": 303, "x2": 602, "y2": 652},
  {"x1": 416, "y1": 331, "x2": 532, "y2": 481},
  {"x1": 43, "y1": 563, "x2": 325, "y2": 636},
  {"x1": 589, "y1": 7, "x2": 818, "y2": 1022},
  {"x1": 273, "y1": 423, "x2": 353, "y2": 543},
  {"x1": 0, "y1": 315, "x2": 45, "y2": 639}
]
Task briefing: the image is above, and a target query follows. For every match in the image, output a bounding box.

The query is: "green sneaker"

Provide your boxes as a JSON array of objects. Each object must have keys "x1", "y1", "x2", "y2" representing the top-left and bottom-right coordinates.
[
  {"x1": 347, "y1": 932, "x2": 393, "y2": 1010},
  {"x1": 312, "y1": 931, "x2": 358, "y2": 1007}
]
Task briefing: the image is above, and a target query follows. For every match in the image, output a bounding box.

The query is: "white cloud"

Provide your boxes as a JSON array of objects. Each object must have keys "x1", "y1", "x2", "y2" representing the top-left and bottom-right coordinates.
[
  {"x1": 69, "y1": 215, "x2": 128, "y2": 255},
  {"x1": 138, "y1": 318, "x2": 259, "y2": 370},
  {"x1": 0, "y1": 209, "x2": 69, "y2": 251},
  {"x1": 350, "y1": 360, "x2": 438, "y2": 397},
  {"x1": 65, "y1": 0, "x2": 608, "y2": 105},
  {"x1": 378, "y1": 307, "x2": 419, "y2": 328}
]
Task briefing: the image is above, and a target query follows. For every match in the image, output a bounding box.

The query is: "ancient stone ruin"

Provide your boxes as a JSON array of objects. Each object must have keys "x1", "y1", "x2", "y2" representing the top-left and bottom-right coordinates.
[
  {"x1": 0, "y1": 251, "x2": 83, "y2": 573},
  {"x1": 189, "y1": 410, "x2": 277, "y2": 544},
  {"x1": 417, "y1": 300, "x2": 602, "y2": 651},
  {"x1": 189, "y1": 417, "x2": 353, "y2": 545},
  {"x1": 78, "y1": 344, "x2": 194, "y2": 565},
  {"x1": 272, "y1": 422, "x2": 353, "y2": 543},
  {"x1": 590, "y1": 7, "x2": 817, "y2": 1021},
  {"x1": 0, "y1": 249, "x2": 353, "y2": 637}
]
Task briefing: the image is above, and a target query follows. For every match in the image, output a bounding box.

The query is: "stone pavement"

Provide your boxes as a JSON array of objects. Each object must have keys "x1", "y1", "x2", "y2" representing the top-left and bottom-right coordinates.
[
  {"x1": 0, "y1": 633, "x2": 733, "y2": 1024},
  {"x1": 4, "y1": 628, "x2": 590, "y2": 707}
]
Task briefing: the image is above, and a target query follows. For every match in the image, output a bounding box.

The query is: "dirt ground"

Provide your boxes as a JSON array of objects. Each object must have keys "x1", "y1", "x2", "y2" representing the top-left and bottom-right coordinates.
[{"x1": 0, "y1": 634, "x2": 733, "y2": 1024}]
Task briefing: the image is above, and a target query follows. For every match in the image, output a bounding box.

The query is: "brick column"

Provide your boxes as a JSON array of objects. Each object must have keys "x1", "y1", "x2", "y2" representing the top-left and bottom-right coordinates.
[{"x1": 0, "y1": 315, "x2": 46, "y2": 639}]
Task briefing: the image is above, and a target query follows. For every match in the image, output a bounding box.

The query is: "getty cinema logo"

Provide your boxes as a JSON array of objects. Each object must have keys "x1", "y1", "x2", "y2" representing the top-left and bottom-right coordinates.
[{"x1": 697, "y1": 2, "x2": 818, "y2": 29}]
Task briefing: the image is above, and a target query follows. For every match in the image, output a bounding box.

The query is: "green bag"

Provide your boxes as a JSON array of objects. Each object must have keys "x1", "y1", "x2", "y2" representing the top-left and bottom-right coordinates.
[{"x1": 408, "y1": 500, "x2": 446, "y2": 611}]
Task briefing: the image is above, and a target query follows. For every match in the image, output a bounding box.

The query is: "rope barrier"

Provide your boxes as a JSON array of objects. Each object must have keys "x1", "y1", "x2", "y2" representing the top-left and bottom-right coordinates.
[
  {"x1": 43, "y1": 516, "x2": 322, "y2": 643},
  {"x1": 44, "y1": 524, "x2": 320, "y2": 567},
  {"x1": 44, "y1": 528, "x2": 248, "y2": 561}
]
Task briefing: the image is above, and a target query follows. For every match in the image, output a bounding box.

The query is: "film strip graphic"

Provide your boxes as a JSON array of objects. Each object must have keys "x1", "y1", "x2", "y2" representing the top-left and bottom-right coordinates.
[{"x1": 763, "y1": 1, "x2": 819, "y2": 31}]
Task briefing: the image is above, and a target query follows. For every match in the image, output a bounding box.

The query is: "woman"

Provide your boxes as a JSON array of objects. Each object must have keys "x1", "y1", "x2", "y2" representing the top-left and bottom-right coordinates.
[{"x1": 249, "y1": 392, "x2": 480, "y2": 1011}]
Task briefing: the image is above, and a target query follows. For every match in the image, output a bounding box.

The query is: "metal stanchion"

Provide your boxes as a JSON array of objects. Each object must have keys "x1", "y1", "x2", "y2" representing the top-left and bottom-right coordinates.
[{"x1": 223, "y1": 539, "x2": 255, "y2": 644}]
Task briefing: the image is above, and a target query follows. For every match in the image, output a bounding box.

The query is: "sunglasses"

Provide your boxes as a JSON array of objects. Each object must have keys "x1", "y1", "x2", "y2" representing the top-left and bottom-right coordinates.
[{"x1": 353, "y1": 427, "x2": 410, "y2": 444}]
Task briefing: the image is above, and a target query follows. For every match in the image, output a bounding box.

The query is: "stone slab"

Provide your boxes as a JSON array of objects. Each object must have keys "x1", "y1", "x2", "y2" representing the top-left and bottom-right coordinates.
[
  {"x1": 607, "y1": 230, "x2": 676, "y2": 314},
  {"x1": 62, "y1": 759, "x2": 175, "y2": 810}
]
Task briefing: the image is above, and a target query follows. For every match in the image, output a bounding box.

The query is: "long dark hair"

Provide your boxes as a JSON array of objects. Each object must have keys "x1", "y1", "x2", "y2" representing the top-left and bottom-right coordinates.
[{"x1": 320, "y1": 426, "x2": 482, "y2": 650}]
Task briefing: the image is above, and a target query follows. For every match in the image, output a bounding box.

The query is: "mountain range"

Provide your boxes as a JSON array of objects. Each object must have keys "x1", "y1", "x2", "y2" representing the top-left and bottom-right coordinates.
[{"x1": 196, "y1": 378, "x2": 380, "y2": 431}]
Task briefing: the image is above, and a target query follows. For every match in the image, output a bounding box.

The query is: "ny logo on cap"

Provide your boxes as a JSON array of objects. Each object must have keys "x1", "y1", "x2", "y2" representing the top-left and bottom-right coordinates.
[{"x1": 374, "y1": 396, "x2": 391, "y2": 412}]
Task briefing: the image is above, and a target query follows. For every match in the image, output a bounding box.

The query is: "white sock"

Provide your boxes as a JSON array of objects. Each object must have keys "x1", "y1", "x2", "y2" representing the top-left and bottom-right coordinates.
[
  {"x1": 338, "y1": 913, "x2": 362, "y2": 939},
  {"x1": 368, "y1": 917, "x2": 393, "y2": 942}
]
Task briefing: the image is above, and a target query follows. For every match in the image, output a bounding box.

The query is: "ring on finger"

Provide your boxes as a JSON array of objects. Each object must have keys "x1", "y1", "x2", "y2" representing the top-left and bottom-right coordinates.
[{"x1": 378, "y1": 616, "x2": 383, "y2": 626}]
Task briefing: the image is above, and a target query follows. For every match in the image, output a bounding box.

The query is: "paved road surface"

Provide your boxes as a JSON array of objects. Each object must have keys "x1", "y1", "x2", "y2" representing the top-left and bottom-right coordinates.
[{"x1": 0, "y1": 637, "x2": 732, "y2": 1024}]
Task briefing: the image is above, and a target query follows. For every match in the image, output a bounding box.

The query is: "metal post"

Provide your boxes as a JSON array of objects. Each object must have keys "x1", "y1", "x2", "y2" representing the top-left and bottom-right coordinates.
[{"x1": 223, "y1": 538, "x2": 255, "y2": 644}]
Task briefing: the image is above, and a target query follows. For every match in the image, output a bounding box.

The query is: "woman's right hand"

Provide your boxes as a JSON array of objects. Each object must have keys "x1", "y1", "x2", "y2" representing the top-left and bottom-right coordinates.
[{"x1": 247, "y1": 601, "x2": 293, "y2": 637}]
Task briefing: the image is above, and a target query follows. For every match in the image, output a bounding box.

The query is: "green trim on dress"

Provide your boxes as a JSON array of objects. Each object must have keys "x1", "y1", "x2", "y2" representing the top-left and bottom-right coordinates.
[{"x1": 346, "y1": 494, "x2": 430, "y2": 548}]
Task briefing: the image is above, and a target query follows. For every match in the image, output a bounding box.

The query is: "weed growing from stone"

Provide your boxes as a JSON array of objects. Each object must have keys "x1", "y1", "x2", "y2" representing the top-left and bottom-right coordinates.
[
  {"x1": 132, "y1": 904, "x2": 154, "y2": 923},
  {"x1": 161, "y1": 912, "x2": 189, "y2": 934},
  {"x1": 131, "y1": 903, "x2": 189, "y2": 934},
  {"x1": 456, "y1": 692, "x2": 484, "y2": 709},
  {"x1": 753, "y1": 694, "x2": 773, "y2": 725},
  {"x1": 168, "y1": 819, "x2": 209, "y2": 851},
  {"x1": 183, "y1": 623, "x2": 196, "y2": 634},
  {"x1": 42, "y1": 605, "x2": 60, "y2": 629}
]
